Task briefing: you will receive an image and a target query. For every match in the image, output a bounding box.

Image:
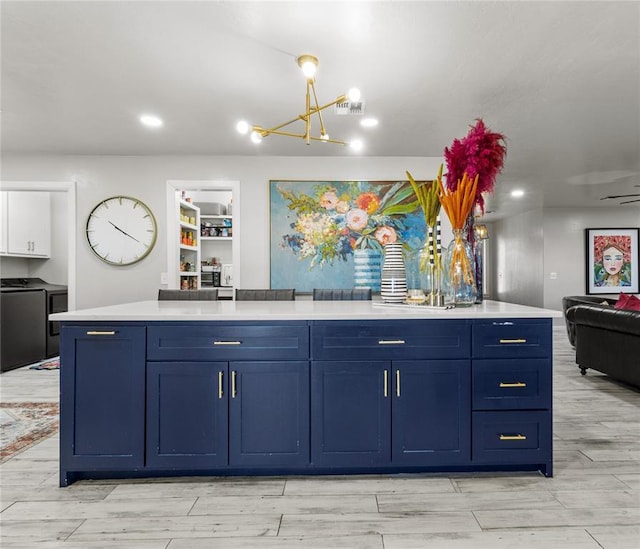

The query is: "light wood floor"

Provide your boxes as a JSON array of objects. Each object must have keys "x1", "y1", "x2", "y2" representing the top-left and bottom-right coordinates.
[{"x1": 1, "y1": 326, "x2": 638, "y2": 548}]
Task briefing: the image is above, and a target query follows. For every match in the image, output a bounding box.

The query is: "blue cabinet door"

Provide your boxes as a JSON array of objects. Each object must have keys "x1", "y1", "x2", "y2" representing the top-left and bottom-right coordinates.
[
  {"x1": 229, "y1": 361, "x2": 309, "y2": 467},
  {"x1": 391, "y1": 360, "x2": 471, "y2": 465},
  {"x1": 311, "y1": 361, "x2": 391, "y2": 468},
  {"x1": 146, "y1": 362, "x2": 228, "y2": 468},
  {"x1": 59, "y1": 326, "x2": 145, "y2": 479}
]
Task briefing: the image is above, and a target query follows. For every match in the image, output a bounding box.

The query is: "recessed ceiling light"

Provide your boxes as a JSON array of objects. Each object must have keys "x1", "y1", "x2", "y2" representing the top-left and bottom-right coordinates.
[
  {"x1": 511, "y1": 189, "x2": 525, "y2": 198},
  {"x1": 360, "y1": 118, "x2": 378, "y2": 128},
  {"x1": 349, "y1": 139, "x2": 363, "y2": 152},
  {"x1": 139, "y1": 114, "x2": 163, "y2": 128}
]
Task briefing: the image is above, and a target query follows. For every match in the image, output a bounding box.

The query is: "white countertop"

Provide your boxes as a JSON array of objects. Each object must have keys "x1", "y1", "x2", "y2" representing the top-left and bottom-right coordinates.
[{"x1": 50, "y1": 299, "x2": 562, "y2": 322}]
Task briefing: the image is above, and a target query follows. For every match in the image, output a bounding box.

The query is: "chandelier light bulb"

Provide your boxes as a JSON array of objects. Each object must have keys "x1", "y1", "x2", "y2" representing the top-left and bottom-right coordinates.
[
  {"x1": 250, "y1": 130, "x2": 263, "y2": 144},
  {"x1": 349, "y1": 139, "x2": 363, "y2": 152},
  {"x1": 347, "y1": 88, "x2": 361, "y2": 102},
  {"x1": 297, "y1": 54, "x2": 318, "y2": 79},
  {"x1": 236, "y1": 120, "x2": 250, "y2": 135},
  {"x1": 320, "y1": 132, "x2": 329, "y2": 141}
]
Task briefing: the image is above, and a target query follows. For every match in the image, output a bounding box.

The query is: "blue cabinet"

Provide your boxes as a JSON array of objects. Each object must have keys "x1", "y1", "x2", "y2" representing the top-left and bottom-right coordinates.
[
  {"x1": 59, "y1": 326, "x2": 145, "y2": 486},
  {"x1": 146, "y1": 362, "x2": 228, "y2": 468},
  {"x1": 59, "y1": 316, "x2": 553, "y2": 485},
  {"x1": 312, "y1": 358, "x2": 470, "y2": 468},
  {"x1": 230, "y1": 361, "x2": 309, "y2": 467},
  {"x1": 311, "y1": 361, "x2": 391, "y2": 467}
]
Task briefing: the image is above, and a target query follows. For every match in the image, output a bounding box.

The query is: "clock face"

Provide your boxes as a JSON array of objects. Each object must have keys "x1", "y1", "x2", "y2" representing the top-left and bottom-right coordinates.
[{"x1": 86, "y1": 196, "x2": 157, "y2": 265}]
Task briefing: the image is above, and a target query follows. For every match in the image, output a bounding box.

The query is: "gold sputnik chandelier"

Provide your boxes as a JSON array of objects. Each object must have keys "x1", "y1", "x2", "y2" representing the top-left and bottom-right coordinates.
[{"x1": 236, "y1": 54, "x2": 364, "y2": 150}]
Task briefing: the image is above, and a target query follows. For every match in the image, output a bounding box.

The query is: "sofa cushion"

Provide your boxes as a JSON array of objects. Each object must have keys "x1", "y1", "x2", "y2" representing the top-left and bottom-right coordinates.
[{"x1": 615, "y1": 293, "x2": 640, "y2": 311}]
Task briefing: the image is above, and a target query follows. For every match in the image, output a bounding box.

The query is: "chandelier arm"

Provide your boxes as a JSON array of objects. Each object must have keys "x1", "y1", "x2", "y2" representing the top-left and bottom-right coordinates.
[
  {"x1": 308, "y1": 136, "x2": 347, "y2": 145},
  {"x1": 309, "y1": 81, "x2": 327, "y2": 137},
  {"x1": 263, "y1": 129, "x2": 308, "y2": 139}
]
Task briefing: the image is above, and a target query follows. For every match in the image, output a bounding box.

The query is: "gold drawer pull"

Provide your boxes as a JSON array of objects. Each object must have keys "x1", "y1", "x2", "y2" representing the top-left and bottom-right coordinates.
[
  {"x1": 499, "y1": 434, "x2": 527, "y2": 441},
  {"x1": 383, "y1": 370, "x2": 389, "y2": 398},
  {"x1": 396, "y1": 369, "x2": 401, "y2": 397},
  {"x1": 499, "y1": 338, "x2": 527, "y2": 344},
  {"x1": 378, "y1": 339, "x2": 405, "y2": 345},
  {"x1": 218, "y1": 371, "x2": 224, "y2": 399},
  {"x1": 499, "y1": 382, "x2": 527, "y2": 388},
  {"x1": 213, "y1": 341, "x2": 241, "y2": 345},
  {"x1": 86, "y1": 331, "x2": 115, "y2": 336}
]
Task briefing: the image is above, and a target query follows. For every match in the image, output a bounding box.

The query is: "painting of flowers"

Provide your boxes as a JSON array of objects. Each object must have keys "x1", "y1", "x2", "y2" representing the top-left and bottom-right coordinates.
[{"x1": 270, "y1": 180, "x2": 426, "y2": 292}]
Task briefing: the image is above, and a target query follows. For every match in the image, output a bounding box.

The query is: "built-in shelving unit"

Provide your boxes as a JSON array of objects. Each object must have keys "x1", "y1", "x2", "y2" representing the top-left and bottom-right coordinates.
[
  {"x1": 166, "y1": 180, "x2": 240, "y2": 297},
  {"x1": 177, "y1": 198, "x2": 200, "y2": 290}
]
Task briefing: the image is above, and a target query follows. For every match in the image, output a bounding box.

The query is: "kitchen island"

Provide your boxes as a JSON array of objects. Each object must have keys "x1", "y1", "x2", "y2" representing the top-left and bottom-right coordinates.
[{"x1": 52, "y1": 300, "x2": 562, "y2": 486}]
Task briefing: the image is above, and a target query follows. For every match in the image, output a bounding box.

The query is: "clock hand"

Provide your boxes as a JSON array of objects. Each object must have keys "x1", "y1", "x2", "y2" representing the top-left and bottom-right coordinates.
[{"x1": 108, "y1": 220, "x2": 141, "y2": 243}]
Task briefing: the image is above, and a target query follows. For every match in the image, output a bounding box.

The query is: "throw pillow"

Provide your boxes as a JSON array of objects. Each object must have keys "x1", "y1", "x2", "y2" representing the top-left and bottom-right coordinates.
[{"x1": 614, "y1": 293, "x2": 640, "y2": 311}]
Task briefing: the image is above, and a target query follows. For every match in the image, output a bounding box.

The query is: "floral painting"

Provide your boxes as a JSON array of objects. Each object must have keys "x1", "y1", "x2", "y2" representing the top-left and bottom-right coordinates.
[
  {"x1": 585, "y1": 228, "x2": 639, "y2": 294},
  {"x1": 270, "y1": 180, "x2": 426, "y2": 292}
]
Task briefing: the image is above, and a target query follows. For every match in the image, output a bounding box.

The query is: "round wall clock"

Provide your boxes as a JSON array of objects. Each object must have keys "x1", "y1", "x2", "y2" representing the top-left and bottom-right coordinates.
[{"x1": 86, "y1": 195, "x2": 157, "y2": 265}]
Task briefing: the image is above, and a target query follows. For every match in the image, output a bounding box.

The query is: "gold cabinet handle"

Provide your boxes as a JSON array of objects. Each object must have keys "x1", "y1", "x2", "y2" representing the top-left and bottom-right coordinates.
[
  {"x1": 396, "y1": 369, "x2": 401, "y2": 397},
  {"x1": 499, "y1": 338, "x2": 527, "y2": 344},
  {"x1": 231, "y1": 370, "x2": 237, "y2": 398},
  {"x1": 383, "y1": 370, "x2": 388, "y2": 398},
  {"x1": 213, "y1": 341, "x2": 241, "y2": 345},
  {"x1": 86, "y1": 331, "x2": 116, "y2": 336},
  {"x1": 499, "y1": 434, "x2": 527, "y2": 441},
  {"x1": 499, "y1": 382, "x2": 527, "y2": 388},
  {"x1": 378, "y1": 339, "x2": 405, "y2": 345},
  {"x1": 218, "y1": 371, "x2": 224, "y2": 399}
]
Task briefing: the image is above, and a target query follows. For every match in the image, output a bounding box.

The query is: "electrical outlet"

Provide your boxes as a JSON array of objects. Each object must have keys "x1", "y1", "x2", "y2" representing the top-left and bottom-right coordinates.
[
  {"x1": 160, "y1": 272, "x2": 168, "y2": 285},
  {"x1": 549, "y1": 272, "x2": 557, "y2": 280}
]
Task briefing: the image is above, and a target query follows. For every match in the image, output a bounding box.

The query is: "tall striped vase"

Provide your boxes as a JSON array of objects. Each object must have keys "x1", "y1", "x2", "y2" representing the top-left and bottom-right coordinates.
[{"x1": 380, "y1": 243, "x2": 407, "y2": 303}]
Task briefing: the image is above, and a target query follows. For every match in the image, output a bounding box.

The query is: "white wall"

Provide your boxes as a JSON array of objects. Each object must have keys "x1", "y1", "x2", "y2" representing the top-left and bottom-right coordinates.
[
  {"x1": 542, "y1": 206, "x2": 640, "y2": 310},
  {"x1": 491, "y1": 208, "x2": 545, "y2": 308},
  {"x1": 1, "y1": 155, "x2": 443, "y2": 309}
]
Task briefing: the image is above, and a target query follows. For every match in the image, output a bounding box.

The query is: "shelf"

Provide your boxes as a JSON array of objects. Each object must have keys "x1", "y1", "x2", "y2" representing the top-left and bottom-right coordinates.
[
  {"x1": 179, "y1": 272, "x2": 199, "y2": 276},
  {"x1": 201, "y1": 214, "x2": 231, "y2": 220},
  {"x1": 180, "y1": 221, "x2": 198, "y2": 230},
  {"x1": 179, "y1": 244, "x2": 198, "y2": 251},
  {"x1": 201, "y1": 236, "x2": 232, "y2": 241}
]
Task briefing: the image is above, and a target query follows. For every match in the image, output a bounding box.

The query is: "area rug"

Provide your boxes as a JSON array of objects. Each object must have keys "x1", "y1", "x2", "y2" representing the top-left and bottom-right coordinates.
[
  {"x1": 0, "y1": 402, "x2": 59, "y2": 462},
  {"x1": 29, "y1": 358, "x2": 59, "y2": 370}
]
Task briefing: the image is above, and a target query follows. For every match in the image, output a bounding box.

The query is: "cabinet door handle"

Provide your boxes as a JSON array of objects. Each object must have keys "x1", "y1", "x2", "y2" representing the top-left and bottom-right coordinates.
[
  {"x1": 396, "y1": 369, "x2": 401, "y2": 397},
  {"x1": 499, "y1": 382, "x2": 526, "y2": 388},
  {"x1": 493, "y1": 321, "x2": 514, "y2": 326},
  {"x1": 383, "y1": 370, "x2": 388, "y2": 398},
  {"x1": 378, "y1": 339, "x2": 405, "y2": 345},
  {"x1": 499, "y1": 338, "x2": 527, "y2": 344},
  {"x1": 86, "y1": 331, "x2": 116, "y2": 336},
  {"x1": 499, "y1": 434, "x2": 527, "y2": 441},
  {"x1": 213, "y1": 341, "x2": 241, "y2": 345},
  {"x1": 218, "y1": 371, "x2": 224, "y2": 399},
  {"x1": 231, "y1": 370, "x2": 237, "y2": 398}
]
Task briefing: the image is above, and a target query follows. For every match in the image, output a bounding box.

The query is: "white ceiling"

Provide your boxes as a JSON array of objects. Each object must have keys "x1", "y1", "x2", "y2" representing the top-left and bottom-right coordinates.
[{"x1": 2, "y1": 1, "x2": 639, "y2": 220}]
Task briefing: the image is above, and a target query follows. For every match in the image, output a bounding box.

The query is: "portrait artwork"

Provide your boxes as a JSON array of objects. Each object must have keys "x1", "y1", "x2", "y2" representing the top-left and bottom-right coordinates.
[{"x1": 585, "y1": 228, "x2": 639, "y2": 294}]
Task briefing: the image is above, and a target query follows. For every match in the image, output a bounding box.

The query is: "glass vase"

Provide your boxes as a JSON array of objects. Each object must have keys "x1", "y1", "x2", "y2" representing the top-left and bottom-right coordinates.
[{"x1": 445, "y1": 228, "x2": 477, "y2": 307}]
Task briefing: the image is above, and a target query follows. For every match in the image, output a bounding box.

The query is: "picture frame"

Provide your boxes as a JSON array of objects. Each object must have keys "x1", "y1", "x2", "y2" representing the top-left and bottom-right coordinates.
[
  {"x1": 585, "y1": 227, "x2": 639, "y2": 294},
  {"x1": 269, "y1": 179, "x2": 426, "y2": 293}
]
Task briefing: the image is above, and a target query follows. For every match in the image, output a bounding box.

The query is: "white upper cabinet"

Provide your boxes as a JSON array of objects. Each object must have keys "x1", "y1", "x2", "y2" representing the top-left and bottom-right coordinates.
[{"x1": 4, "y1": 191, "x2": 51, "y2": 257}]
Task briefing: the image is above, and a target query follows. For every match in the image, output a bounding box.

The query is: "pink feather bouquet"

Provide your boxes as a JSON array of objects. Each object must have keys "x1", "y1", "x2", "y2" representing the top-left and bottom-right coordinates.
[{"x1": 444, "y1": 118, "x2": 507, "y2": 214}]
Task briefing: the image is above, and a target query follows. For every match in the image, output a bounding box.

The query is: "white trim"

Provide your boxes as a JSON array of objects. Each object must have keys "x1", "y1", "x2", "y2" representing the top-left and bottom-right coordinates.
[{"x1": 0, "y1": 181, "x2": 77, "y2": 310}]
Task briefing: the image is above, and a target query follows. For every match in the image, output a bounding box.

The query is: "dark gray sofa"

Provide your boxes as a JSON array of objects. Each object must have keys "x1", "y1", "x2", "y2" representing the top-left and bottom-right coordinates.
[{"x1": 563, "y1": 296, "x2": 640, "y2": 389}]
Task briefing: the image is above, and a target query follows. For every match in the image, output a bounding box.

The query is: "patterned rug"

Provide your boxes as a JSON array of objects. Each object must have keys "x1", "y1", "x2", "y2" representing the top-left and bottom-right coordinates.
[
  {"x1": 29, "y1": 358, "x2": 59, "y2": 370},
  {"x1": 0, "y1": 402, "x2": 59, "y2": 462}
]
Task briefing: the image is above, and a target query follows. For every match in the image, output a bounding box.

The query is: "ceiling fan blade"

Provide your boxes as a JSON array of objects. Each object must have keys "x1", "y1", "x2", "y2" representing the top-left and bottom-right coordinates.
[
  {"x1": 619, "y1": 198, "x2": 640, "y2": 204},
  {"x1": 600, "y1": 193, "x2": 640, "y2": 200}
]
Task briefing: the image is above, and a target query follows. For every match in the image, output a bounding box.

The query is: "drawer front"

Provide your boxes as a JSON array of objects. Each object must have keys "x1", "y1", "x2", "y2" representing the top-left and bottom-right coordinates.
[
  {"x1": 472, "y1": 359, "x2": 551, "y2": 410},
  {"x1": 472, "y1": 319, "x2": 551, "y2": 359},
  {"x1": 311, "y1": 320, "x2": 470, "y2": 360},
  {"x1": 147, "y1": 324, "x2": 309, "y2": 361},
  {"x1": 472, "y1": 411, "x2": 551, "y2": 464}
]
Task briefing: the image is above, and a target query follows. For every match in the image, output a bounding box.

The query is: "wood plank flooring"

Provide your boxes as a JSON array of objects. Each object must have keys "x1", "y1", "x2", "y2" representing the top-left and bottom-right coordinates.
[{"x1": 1, "y1": 326, "x2": 638, "y2": 548}]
